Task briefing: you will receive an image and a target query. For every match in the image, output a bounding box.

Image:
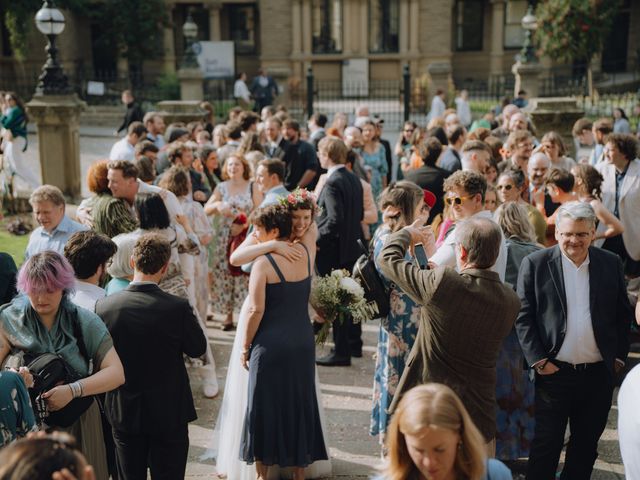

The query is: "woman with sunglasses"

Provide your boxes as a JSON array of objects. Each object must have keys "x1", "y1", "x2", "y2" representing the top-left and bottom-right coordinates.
[
  {"x1": 495, "y1": 168, "x2": 546, "y2": 245},
  {"x1": 370, "y1": 182, "x2": 435, "y2": 448}
]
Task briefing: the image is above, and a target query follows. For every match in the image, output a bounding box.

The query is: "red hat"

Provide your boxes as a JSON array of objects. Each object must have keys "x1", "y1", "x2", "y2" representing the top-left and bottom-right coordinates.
[{"x1": 423, "y1": 189, "x2": 436, "y2": 209}]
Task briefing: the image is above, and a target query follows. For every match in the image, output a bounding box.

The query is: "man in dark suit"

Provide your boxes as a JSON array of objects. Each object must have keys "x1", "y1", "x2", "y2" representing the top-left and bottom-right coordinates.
[
  {"x1": 378, "y1": 217, "x2": 520, "y2": 444},
  {"x1": 95, "y1": 233, "x2": 207, "y2": 480},
  {"x1": 315, "y1": 136, "x2": 364, "y2": 366},
  {"x1": 263, "y1": 117, "x2": 288, "y2": 160},
  {"x1": 404, "y1": 136, "x2": 449, "y2": 222},
  {"x1": 516, "y1": 202, "x2": 633, "y2": 480}
]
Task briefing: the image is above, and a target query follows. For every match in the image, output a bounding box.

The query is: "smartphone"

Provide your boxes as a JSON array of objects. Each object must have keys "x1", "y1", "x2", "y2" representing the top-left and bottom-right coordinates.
[{"x1": 414, "y1": 243, "x2": 429, "y2": 270}]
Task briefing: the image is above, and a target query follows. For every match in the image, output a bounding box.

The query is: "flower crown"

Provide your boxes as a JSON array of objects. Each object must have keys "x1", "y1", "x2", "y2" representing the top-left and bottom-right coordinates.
[{"x1": 279, "y1": 187, "x2": 318, "y2": 212}]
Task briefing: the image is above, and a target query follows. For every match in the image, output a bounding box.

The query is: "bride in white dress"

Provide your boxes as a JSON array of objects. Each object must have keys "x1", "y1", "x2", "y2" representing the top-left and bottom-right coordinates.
[{"x1": 204, "y1": 199, "x2": 332, "y2": 479}]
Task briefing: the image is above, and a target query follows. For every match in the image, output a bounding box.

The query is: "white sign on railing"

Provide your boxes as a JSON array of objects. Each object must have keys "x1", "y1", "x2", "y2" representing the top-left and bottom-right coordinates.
[
  {"x1": 195, "y1": 41, "x2": 235, "y2": 79},
  {"x1": 342, "y1": 59, "x2": 369, "y2": 97}
]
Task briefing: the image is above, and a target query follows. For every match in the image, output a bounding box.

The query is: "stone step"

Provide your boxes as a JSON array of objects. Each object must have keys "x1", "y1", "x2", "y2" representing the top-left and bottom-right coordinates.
[{"x1": 80, "y1": 106, "x2": 125, "y2": 127}]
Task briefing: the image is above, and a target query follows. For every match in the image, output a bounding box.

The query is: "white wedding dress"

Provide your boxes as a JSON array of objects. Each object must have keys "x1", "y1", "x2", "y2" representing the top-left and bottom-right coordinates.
[{"x1": 204, "y1": 297, "x2": 332, "y2": 479}]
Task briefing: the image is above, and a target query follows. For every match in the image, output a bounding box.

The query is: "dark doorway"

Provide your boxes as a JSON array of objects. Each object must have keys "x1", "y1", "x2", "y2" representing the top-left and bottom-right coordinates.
[
  {"x1": 601, "y1": 11, "x2": 630, "y2": 73},
  {"x1": 91, "y1": 23, "x2": 117, "y2": 77}
]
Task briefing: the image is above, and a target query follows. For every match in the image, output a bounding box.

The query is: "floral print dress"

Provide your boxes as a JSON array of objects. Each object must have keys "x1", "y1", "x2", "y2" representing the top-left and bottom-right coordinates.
[
  {"x1": 370, "y1": 226, "x2": 419, "y2": 440},
  {"x1": 209, "y1": 181, "x2": 254, "y2": 315}
]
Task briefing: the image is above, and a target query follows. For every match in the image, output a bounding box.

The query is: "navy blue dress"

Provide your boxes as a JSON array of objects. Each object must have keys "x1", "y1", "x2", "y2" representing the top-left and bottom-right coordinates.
[{"x1": 241, "y1": 246, "x2": 328, "y2": 467}]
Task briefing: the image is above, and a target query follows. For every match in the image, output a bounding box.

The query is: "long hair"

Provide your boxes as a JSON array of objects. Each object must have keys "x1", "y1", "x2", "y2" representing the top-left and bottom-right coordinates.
[
  {"x1": 383, "y1": 384, "x2": 487, "y2": 480},
  {"x1": 572, "y1": 163, "x2": 603, "y2": 200},
  {"x1": 494, "y1": 202, "x2": 537, "y2": 243},
  {"x1": 5, "y1": 91, "x2": 28, "y2": 123},
  {"x1": 378, "y1": 181, "x2": 424, "y2": 232}
]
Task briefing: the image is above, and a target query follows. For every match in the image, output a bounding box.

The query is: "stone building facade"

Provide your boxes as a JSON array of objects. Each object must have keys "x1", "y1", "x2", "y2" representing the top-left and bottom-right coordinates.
[{"x1": 1, "y1": 0, "x2": 638, "y2": 98}]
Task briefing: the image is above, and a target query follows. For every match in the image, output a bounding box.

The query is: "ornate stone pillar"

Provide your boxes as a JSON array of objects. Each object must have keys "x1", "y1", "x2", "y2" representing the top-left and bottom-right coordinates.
[
  {"x1": 512, "y1": 61, "x2": 543, "y2": 99},
  {"x1": 489, "y1": 0, "x2": 506, "y2": 77},
  {"x1": 26, "y1": 95, "x2": 86, "y2": 201}
]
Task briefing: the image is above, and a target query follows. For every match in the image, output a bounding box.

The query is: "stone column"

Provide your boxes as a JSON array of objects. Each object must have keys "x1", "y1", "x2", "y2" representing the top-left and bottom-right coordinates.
[
  {"x1": 178, "y1": 68, "x2": 204, "y2": 101},
  {"x1": 163, "y1": 2, "x2": 177, "y2": 73},
  {"x1": 427, "y1": 62, "x2": 452, "y2": 104},
  {"x1": 343, "y1": 0, "x2": 353, "y2": 54},
  {"x1": 292, "y1": 0, "x2": 302, "y2": 56},
  {"x1": 399, "y1": 0, "x2": 409, "y2": 54},
  {"x1": 302, "y1": 0, "x2": 312, "y2": 54},
  {"x1": 409, "y1": 0, "x2": 420, "y2": 55},
  {"x1": 489, "y1": 0, "x2": 505, "y2": 77},
  {"x1": 207, "y1": 0, "x2": 222, "y2": 41},
  {"x1": 26, "y1": 94, "x2": 86, "y2": 201},
  {"x1": 358, "y1": 0, "x2": 368, "y2": 55},
  {"x1": 512, "y1": 61, "x2": 543, "y2": 99}
]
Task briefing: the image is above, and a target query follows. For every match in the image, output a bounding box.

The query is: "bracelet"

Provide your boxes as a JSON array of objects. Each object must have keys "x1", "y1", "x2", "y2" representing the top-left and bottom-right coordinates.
[
  {"x1": 535, "y1": 360, "x2": 548, "y2": 371},
  {"x1": 68, "y1": 381, "x2": 83, "y2": 399}
]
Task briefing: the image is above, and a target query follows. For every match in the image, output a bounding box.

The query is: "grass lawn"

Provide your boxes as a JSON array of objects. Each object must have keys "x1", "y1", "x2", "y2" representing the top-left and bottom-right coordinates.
[{"x1": 1, "y1": 216, "x2": 31, "y2": 266}]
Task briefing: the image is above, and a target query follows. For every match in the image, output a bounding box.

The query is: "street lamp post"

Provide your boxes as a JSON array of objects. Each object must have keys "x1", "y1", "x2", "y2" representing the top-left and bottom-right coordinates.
[
  {"x1": 518, "y1": 5, "x2": 538, "y2": 64},
  {"x1": 182, "y1": 11, "x2": 199, "y2": 69},
  {"x1": 34, "y1": 0, "x2": 70, "y2": 95}
]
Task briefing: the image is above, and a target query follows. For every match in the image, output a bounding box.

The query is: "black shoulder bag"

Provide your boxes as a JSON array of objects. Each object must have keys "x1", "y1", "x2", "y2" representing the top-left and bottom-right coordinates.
[
  {"x1": 352, "y1": 239, "x2": 391, "y2": 318},
  {"x1": 27, "y1": 319, "x2": 94, "y2": 428}
]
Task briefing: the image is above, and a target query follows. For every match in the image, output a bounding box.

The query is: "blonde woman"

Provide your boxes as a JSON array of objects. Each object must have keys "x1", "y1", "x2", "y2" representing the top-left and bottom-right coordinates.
[{"x1": 380, "y1": 384, "x2": 512, "y2": 480}]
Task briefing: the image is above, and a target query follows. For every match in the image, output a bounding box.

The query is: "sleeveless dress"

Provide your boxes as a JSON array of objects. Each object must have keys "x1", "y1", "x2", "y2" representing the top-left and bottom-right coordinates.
[{"x1": 240, "y1": 247, "x2": 328, "y2": 467}]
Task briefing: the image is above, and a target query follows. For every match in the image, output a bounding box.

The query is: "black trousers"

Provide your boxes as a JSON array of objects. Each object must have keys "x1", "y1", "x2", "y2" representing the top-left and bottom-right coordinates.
[
  {"x1": 526, "y1": 361, "x2": 614, "y2": 480},
  {"x1": 112, "y1": 423, "x2": 189, "y2": 480}
]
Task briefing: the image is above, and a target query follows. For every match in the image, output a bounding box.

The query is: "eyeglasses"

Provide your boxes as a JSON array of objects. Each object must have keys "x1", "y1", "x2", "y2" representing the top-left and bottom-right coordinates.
[
  {"x1": 444, "y1": 195, "x2": 473, "y2": 206},
  {"x1": 516, "y1": 142, "x2": 533, "y2": 149},
  {"x1": 558, "y1": 232, "x2": 591, "y2": 240},
  {"x1": 496, "y1": 184, "x2": 514, "y2": 191}
]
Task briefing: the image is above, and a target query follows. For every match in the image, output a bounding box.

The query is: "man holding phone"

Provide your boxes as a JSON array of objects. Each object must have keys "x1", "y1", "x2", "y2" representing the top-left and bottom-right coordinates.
[{"x1": 377, "y1": 216, "x2": 520, "y2": 448}]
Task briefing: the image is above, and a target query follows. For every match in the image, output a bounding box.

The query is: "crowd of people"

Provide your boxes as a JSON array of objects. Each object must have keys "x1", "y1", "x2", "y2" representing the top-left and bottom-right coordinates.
[{"x1": 0, "y1": 85, "x2": 639, "y2": 480}]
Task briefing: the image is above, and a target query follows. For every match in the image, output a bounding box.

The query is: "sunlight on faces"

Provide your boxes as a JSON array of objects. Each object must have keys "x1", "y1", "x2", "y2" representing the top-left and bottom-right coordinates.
[
  {"x1": 484, "y1": 165, "x2": 497, "y2": 185},
  {"x1": 32, "y1": 201, "x2": 65, "y2": 233},
  {"x1": 225, "y1": 156, "x2": 244, "y2": 179},
  {"x1": 555, "y1": 217, "x2": 595, "y2": 264},
  {"x1": 496, "y1": 176, "x2": 520, "y2": 203},
  {"x1": 362, "y1": 124, "x2": 376, "y2": 142},
  {"x1": 206, "y1": 151, "x2": 219, "y2": 171},
  {"x1": 265, "y1": 122, "x2": 280, "y2": 142},
  {"x1": 445, "y1": 186, "x2": 481, "y2": 221},
  {"x1": 404, "y1": 426, "x2": 460, "y2": 480},
  {"x1": 107, "y1": 169, "x2": 137, "y2": 200},
  {"x1": 528, "y1": 154, "x2": 550, "y2": 187},
  {"x1": 291, "y1": 208, "x2": 312, "y2": 239},
  {"x1": 484, "y1": 190, "x2": 498, "y2": 212}
]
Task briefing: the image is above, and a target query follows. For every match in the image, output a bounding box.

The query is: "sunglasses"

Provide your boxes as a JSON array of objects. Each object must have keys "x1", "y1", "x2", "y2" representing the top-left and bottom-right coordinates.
[
  {"x1": 497, "y1": 184, "x2": 514, "y2": 191},
  {"x1": 444, "y1": 194, "x2": 473, "y2": 206}
]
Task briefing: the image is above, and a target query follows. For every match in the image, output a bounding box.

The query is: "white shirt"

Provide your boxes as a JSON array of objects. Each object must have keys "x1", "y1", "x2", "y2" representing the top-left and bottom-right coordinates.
[
  {"x1": 455, "y1": 97, "x2": 471, "y2": 126},
  {"x1": 136, "y1": 179, "x2": 184, "y2": 221},
  {"x1": 234, "y1": 79, "x2": 251, "y2": 102},
  {"x1": 619, "y1": 364, "x2": 640, "y2": 479},
  {"x1": 69, "y1": 280, "x2": 106, "y2": 312},
  {"x1": 430, "y1": 210, "x2": 507, "y2": 282},
  {"x1": 109, "y1": 137, "x2": 135, "y2": 161},
  {"x1": 429, "y1": 95, "x2": 446, "y2": 120},
  {"x1": 555, "y1": 253, "x2": 603, "y2": 364}
]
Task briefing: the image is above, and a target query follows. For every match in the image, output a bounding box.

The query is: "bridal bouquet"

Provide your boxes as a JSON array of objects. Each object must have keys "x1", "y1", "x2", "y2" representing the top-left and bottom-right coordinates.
[{"x1": 310, "y1": 269, "x2": 378, "y2": 344}]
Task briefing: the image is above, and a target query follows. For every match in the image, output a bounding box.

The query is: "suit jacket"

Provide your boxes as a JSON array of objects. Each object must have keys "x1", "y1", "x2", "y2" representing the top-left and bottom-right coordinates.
[
  {"x1": 378, "y1": 230, "x2": 521, "y2": 441},
  {"x1": 515, "y1": 246, "x2": 632, "y2": 378},
  {"x1": 95, "y1": 283, "x2": 207, "y2": 434},
  {"x1": 599, "y1": 159, "x2": 640, "y2": 260},
  {"x1": 316, "y1": 167, "x2": 363, "y2": 275},
  {"x1": 403, "y1": 164, "x2": 449, "y2": 221}
]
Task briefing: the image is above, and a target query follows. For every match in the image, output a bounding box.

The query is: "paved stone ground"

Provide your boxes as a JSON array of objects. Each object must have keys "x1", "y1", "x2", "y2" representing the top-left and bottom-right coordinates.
[{"x1": 19, "y1": 126, "x2": 634, "y2": 479}]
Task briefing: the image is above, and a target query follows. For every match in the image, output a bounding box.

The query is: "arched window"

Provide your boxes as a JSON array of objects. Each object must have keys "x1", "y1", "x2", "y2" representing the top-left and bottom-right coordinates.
[
  {"x1": 369, "y1": 0, "x2": 399, "y2": 53},
  {"x1": 312, "y1": 0, "x2": 343, "y2": 54}
]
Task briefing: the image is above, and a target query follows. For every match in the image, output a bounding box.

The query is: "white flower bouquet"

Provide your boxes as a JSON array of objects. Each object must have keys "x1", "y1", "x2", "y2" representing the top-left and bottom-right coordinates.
[{"x1": 310, "y1": 269, "x2": 378, "y2": 344}]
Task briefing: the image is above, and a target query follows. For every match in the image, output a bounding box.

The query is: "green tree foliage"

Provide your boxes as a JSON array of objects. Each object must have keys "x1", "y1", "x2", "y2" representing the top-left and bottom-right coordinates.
[
  {"x1": 0, "y1": 0, "x2": 167, "y2": 70},
  {"x1": 0, "y1": 0, "x2": 87, "y2": 60},
  {"x1": 534, "y1": 0, "x2": 619, "y2": 65},
  {"x1": 88, "y1": 0, "x2": 168, "y2": 73}
]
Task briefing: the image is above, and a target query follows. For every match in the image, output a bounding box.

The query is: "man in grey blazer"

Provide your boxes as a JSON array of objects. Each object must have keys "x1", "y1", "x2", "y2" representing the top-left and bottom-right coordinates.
[
  {"x1": 378, "y1": 216, "x2": 520, "y2": 444},
  {"x1": 255, "y1": 158, "x2": 289, "y2": 206}
]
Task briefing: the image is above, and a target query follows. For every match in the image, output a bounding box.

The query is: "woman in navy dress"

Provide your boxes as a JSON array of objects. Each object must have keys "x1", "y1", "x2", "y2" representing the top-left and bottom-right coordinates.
[{"x1": 240, "y1": 204, "x2": 327, "y2": 480}]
